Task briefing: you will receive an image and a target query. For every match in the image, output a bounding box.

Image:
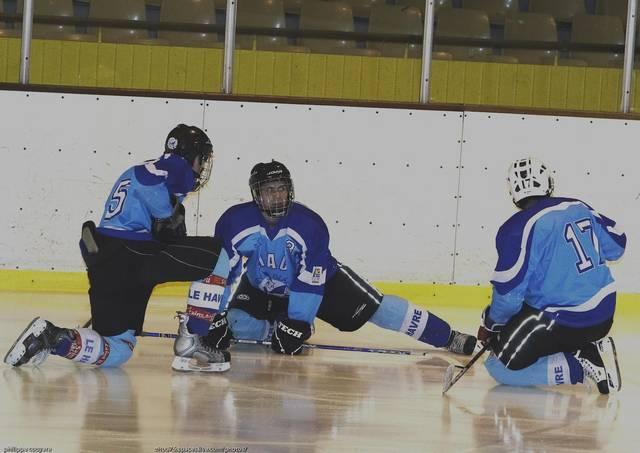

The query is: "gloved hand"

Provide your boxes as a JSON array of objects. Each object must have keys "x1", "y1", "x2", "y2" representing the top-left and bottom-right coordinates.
[
  {"x1": 204, "y1": 312, "x2": 233, "y2": 350},
  {"x1": 271, "y1": 318, "x2": 312, "y2": 355},
  {"x1": 478, "y1": 305, "x2": 503, "y2": 347}
]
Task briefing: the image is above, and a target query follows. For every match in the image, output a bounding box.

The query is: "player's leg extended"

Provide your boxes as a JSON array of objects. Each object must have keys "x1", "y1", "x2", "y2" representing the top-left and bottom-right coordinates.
[
  {"x1": 368, "y1": 294, "x2": 477, "y2": 355},
  {"x1": 4, "y1": 319, "x2": 136, "y2": 368},
  {"x1": 225, "y1": 277, "x2": 276, "y2": 341}
]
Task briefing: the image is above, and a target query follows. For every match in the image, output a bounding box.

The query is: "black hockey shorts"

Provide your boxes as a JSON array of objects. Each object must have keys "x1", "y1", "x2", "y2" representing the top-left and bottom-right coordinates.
[
  {"x1": 81, "y1": 231, "x2": 223, "y2": 337},
  {"x1": 491, "y1": 304, "x2": 613, "y2": 370},
  {"x1": 228, "y1": 263, "x2": 382, "y2": 332}
]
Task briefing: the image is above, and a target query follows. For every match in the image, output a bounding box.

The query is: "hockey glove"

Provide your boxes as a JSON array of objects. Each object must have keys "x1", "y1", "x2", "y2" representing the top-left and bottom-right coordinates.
[
  {"x1": 271, "y1": 318, "x2": 312, "y2": 355},
  {"x1": 152, "y1": 201, "x2": 186, "y2": 242},
  {"x1": 204, "y1": 312, "x2": 233, "y2": 350},
  {"x1": 478, "y1": 305, "x2": 504, "y2": 347}
]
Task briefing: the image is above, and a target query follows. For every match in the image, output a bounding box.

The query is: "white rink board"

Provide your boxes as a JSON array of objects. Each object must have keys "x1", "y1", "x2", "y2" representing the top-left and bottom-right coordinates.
[
  {"x1": 0, "y1": 91, "x2": 205, "y2": 271},
  {"x1": 201, "y1": 102, "x2": 462, "y2": 282},
  {"x1": 457, "y1": 111, "x2": 636, "y2": 290},
  {"x1": 0, "y1": 88, "x2": 637, "y2": 292}
]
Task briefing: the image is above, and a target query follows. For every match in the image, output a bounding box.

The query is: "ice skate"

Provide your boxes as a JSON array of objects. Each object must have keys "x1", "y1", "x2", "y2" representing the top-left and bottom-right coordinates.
[
  {"x1": 445, "y1": 330, "x2": 477, "y2": 355},
  {"x1": 171, "y1": 312, "x2": 231, "y2": 373},
  {"x1": 575, "y1": 337, "x2": 621, "y2": 394},
  {"x1": 4, "y1": 317, "x2": 73, "y2": 367}
]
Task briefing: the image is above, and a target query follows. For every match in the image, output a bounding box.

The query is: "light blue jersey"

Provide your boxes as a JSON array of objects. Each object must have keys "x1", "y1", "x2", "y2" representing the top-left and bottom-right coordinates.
[
  {"x1": 214, "y1": 202, "x2": 338, "y2": 323},
  {"x1": 489, "y1": 197, "x2": 626, "y2": 327},
  {"x1": 97, "y1": 154, "x2": 195, "y2": 240}
]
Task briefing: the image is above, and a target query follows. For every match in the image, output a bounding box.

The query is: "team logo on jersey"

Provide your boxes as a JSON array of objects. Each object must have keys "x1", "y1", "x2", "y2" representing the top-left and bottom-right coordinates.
[
  {"x1": 286, "y1": 240, "x2": 295, "y2": 252},
  {"x1": 311, "y1": 266, "x2": 323, "y2": 285},
  {"x1": 167, "y1": 137, "x2": 178, "y2": 150}
]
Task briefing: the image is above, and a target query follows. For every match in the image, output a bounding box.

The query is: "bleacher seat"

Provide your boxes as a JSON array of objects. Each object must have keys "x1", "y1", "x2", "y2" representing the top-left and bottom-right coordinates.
[
  {"x1": 236, "y1": 0, "x2": 288, "y2": 50},
  {"x1": 16, "y1": 0, "x2": 80, "y2": 40},
  {"x1": 463, "y1": 0, "x2": 519, "y2": 24},
  {"x1": 504, "y1": 12, "x2": 558, "y2": 65},
  {"x1": 89, "y1": 0, "x2": 150, "y2": 44},
  {"x1": 159, "y1": 0, "x2": 218, "y2": 47},
  {"x1": 300, "y1": 0, "x2": 379, "y2": 56},
  {"x1": 367, "y1": 4, "x2": 422, "y2": 58},
  {"x1": 529, "y1": 0, "x2": 585, "y2": 23},
  {"x1": 397, "y1": 0, "x2": 453, "y2": 13},
  {"x1": 435, "y1": 8, "x2": 492, "y2": 61},
  {"x1": 571, "y1": 14, "x2": 624, "y2": 67},
  {"x1": 337, "y1": 0, "x2": 385, "y2": 18}
]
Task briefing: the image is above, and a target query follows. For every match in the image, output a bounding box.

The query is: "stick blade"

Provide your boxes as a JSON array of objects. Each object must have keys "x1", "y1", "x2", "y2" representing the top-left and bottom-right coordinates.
[{"x1": 442, "y1": 364, "x2": 455, "y2": 394}]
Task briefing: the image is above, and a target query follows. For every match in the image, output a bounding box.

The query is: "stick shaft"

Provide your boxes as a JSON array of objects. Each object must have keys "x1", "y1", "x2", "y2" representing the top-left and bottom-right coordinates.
[
  {"x1": 443, "y1": 343, "x2": 489, "y2": 393},
  {"x1": 140, "y1": 330, "x2": 435, "y2": 357}
]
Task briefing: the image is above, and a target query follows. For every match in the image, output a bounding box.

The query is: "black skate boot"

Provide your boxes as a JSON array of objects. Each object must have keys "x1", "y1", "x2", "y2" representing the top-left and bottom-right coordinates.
[
  {"x1": 445, "y1": 330, "x2": 477, "y2": 355},
  {"x1": 4, "y1": 317, "x2": 74, "y2": 367},
  {"x1": 575, "y1": 337, "x2": 621, "y2": 394}
]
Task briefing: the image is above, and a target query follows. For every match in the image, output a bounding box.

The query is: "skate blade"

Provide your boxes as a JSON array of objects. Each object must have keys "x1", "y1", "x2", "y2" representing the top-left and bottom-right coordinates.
[
  {"x1": 171, "y1": 356, "x2": 230, "y2": 373},
  {"x1": 3, "y1": 317, "x2": 48, "y2": 367},
  {"x1": 598, "y1": 337, "x2": 622, "y2": 392}
]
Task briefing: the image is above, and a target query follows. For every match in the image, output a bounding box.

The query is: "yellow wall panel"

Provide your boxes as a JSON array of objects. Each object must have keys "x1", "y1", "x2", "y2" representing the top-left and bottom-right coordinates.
[
  {"x1": 131, "y1": 46, "x2": 152, "y2": 89},
  {"x1": 325, "y1": 55, "x2": 344, "y2": 99},
  {"x1": 513, "y1": 64, "x2": 534, "y2": 107},
  {"x1": 96, "y1": 44, "x2": 116, "y2": 87},
  {"x1": 78, "y1": 42, "x2": 99, "y2": 87},
  {"x1": 445, "y1": 61, "x2": 466, "y2": 104},
  {"x1": 479, "y1": 63, "x2": 500, "y2": 105},
  {"x1": 203, "y1": 48, "x2": 223, "y2": 93},
  {"x1": 360, "y1": 57, "x2": 379, "y2": 100},
  {"x1": 60, "y1": 42, "x2": 81, "y2": 86},
  {"x1": 307, "y1": 55, "x2": 328, "y2": 97},
  {"x1": 254, "y1": 52, "x2": 276, "y2": 96},
  {"x1": 289, "y1": 53, "x2": 311, "y2": 97},
  {"x1": 29, "y1": 40, "x2": 45, "y2": 84},
  {"x1": 377, "y1": 58, "x2": 397, "y2": 101},
  {"x1": 234, "y1": 50, "x2": 257, "y2": 94},
  {"x1": 429, "y1": 60, "x2": 449, "y2": 103},
  {"x1": 341, "y1": 57, "x2": 362, "y2": 100},
  {"x1": 461, "y1": 61, "x2": 483, "y2": 105},
  {"x1": 566, "y1": 66, "x2": 587, "y2": 110},
  {"x1": 548, "y1": 66, "x2": 569, "y2": 109},
  {"x1": 272, "y1": 52, "x2": 293, "y2": 96},
  {"x1": 0, "y1": 38, "x2": 631, "y2": 114},
  {"x1": 531, "y1": 66, "x2": 551, "y2": 108},
  {"x1": 114, "y1": 45, "x2": 135, "y2": 88},
  {"x1": 496, "y1": 63, "x2": 517, "y2": 106}
]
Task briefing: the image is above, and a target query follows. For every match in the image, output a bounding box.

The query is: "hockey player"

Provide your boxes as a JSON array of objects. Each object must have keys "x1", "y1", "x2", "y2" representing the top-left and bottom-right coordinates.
[
  {"x1": 5, "y1": 124, "x2": 230, "y2": 372},
  {"x1": 478, "y1": 157, "x2": 625, "y2": 394},
  {"x1": 182, "y1": 160, "x2": 477, "y2": 356}
]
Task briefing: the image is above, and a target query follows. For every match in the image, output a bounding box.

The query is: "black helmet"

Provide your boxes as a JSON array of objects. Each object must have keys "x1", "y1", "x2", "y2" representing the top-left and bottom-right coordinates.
[
  {"x1": 249, "y1": 161, "x2": 294, "y2": 218},
  {"x1": 165, "y1": 124, "x2": 214, "y2": 191}
]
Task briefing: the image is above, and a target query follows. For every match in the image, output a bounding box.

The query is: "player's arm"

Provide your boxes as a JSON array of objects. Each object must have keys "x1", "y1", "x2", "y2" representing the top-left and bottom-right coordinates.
[
  {"x1": 272, "y1": 223, "x2": 330, "y2": 355},
  {"x1": 592, "y1": 211, "x2": 626, "y2": 262}
]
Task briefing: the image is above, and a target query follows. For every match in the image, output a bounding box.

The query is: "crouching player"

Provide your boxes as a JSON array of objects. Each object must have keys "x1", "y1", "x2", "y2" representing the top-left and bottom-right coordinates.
[
  {"x1": 479, "y1": 158, "x2": 625, "y2": 394},
  {"x1": 5, "y1": 125, "x2": 230, "y2": 372}
]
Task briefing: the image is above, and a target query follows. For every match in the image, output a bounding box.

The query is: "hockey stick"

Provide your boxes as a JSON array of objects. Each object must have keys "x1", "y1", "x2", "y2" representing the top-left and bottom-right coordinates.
[
  {"x1": 82, "y1": 318, "x2": 92, "y2": 328},
  {"x1": 442, "y1": 343, "x2": 489, "y2": 394},
  {"x1": 140, "y1": 329, "x2": 462, "y2": 360}
]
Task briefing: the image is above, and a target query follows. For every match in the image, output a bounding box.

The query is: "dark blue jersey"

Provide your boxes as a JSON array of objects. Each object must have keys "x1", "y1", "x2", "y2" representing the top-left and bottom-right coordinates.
[
  {"x1": 214, "y1": 202, "x2": 338, "y2": 323},
  {"x1": 97, "y1": 154, "x2": 195, "y2": 240},
  {"x1": 490, "y1": 197, "x2": 626, "y2": 327}
]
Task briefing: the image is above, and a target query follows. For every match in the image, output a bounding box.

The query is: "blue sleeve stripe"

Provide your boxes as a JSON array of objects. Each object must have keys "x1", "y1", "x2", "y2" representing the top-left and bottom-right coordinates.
[
  {"x1": 134, "y1": 164, "x2": 165, "y2": 186},
  {"x1": 493, "y1": 201, "x2": 583, "y2": 284},
  {"x1": 592, "y1": 211, "x2": 627, "y2": 249}
]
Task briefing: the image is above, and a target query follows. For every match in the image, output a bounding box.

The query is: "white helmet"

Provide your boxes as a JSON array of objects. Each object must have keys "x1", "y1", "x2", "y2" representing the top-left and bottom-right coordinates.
[{"x1": 507, "y1": 157, "x2": 554, "y2": 205}]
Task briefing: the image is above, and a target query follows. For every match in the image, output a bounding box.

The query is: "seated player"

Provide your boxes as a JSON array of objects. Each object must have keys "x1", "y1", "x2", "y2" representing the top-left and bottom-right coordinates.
[
  {"x1": 181, "y1": 160, "x2": 477, "y2": 356},
  {"x1": 478, "y1": 157, "x2": 625, "y2": 394},
  {"x1": 5, "y1": 124, "x2": 230, "y2": 372}
]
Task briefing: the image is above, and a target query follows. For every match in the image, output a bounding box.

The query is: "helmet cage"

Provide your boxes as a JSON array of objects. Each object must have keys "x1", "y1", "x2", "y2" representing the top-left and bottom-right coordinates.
[
  {"x1": 507, "y1": 157, "x2": 554, "y2": 205},
  {"x1": 250, "y1": 177, "x2": 294, "y2": 218}
]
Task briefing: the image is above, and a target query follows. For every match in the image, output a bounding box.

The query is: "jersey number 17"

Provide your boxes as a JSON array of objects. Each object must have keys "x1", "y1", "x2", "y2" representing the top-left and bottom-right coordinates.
[{"x1": 564, "y1": 218, "x2": 602, "y2": 274}]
